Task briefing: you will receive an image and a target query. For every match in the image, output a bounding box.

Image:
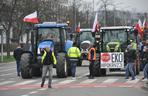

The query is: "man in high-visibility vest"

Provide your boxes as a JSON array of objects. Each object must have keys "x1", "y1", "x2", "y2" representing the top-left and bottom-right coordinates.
[
  {"x1": 88, "y1": 44, "x2": 96, "y2": 79},
  {"x1": 67, "y1": 42, "x2": 81, "y2": 79},
  {"x1": 41, "y1": 47, "x2": 57, "y2": 88}
]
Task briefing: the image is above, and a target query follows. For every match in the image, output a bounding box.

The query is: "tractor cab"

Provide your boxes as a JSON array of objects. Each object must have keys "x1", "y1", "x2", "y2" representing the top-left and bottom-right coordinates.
[{"x1": 20, "y1": 22, "x2": 71, "y2": 79}]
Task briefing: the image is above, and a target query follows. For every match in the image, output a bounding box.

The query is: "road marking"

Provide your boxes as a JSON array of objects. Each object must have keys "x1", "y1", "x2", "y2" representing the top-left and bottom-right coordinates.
[
  {"x1": 58, "y1": 79, "x2": 76, "y2": 84},
  {"x1": 102, "y1": 78, "x2": 118, "y2": 84},
  {"x1": 80, "y1": 79, "x2": 97, "y2": 84},
  {"x1": 29, "y1": 91, "x2": 38, "y2": 94},
  {"x1": 0, "y1": 81, "x2": 15, "y2": 85},
  {"x1": 0, "y1": 66, "x2": 15, "y2": 70},
  {"x1": 35, "y1": 79, "x2": 57, "y2": 85},
  {"x1": 0, "y1": 68, "x2": 16, "y2": 72},
  {"x1": 0, "y1": 72, "x2": 16, "y2": 76},
  {"x1": 125, "y1": 78, "x2": 140, "y2": 84},
  {"x1": 38, "y1": 88, "x2": 48, "y2": 90},
  {"x1": 13, "y1": 80, "x2": 37, "y2": 85}
]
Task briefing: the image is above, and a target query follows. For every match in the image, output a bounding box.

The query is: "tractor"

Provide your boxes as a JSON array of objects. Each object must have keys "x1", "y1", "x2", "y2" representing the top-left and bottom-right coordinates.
[
  {"x1": 93, "y1": 26, "x2": 140, "y2": 76},
  {"x1": 20, "y1": 22, "x2": 72, "y2": 79},
  {"x1": 75, "y1": 28, "x2": 95, "y2": 66}
]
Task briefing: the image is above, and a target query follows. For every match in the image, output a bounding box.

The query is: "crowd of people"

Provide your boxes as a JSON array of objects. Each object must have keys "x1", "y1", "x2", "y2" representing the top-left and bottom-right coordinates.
[{"x1": 13, "y1": 38, "x2": 148, "y2": 88}]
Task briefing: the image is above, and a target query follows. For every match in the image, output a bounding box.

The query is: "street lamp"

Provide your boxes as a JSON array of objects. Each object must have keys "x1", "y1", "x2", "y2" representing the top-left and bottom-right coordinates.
[{"x1": 0, "y1": 25, "x2": 4, "y2": 62}]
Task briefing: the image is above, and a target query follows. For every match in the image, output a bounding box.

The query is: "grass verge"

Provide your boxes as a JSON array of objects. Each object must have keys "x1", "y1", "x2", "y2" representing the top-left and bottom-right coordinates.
[{"x1": 0, "y1": 56, "x2": 15, "y2": 63}]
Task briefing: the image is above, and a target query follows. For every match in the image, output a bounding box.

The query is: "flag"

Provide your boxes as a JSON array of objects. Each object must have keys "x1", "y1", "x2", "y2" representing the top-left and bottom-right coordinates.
[
  {"x1": 92, "y1": 13, "x2": 100, "y2": 32},
  {"x1": 76, "y1": 22, "x2": 80, "y2": 33},
  {"x1": 143, "y1": 19, "x2": 148, "y2": 29},
  {"x1": 23, "y1": 11, "x2": 39, "y2": 23},
  {"x1": 135, "y1": 19, "x2": 143, "y2": 38}
]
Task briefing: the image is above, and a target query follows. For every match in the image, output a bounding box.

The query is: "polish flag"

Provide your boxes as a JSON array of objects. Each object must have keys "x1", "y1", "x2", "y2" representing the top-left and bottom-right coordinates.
[
  {"x1": 23, "y1": 11, "x2": 39, "y2": 23},
  {"x1": 92, "y1": 13, "x2": 100, "y2": 32},
  {"x1": 135, "y1": 19, "x2": 143, "y2": 38},
  {"x1": 143, "y1": 19, "x2": 148, "y2": 29},
  {"x1": 76, "y1": 22, "x2": 80, "y2": 33}
]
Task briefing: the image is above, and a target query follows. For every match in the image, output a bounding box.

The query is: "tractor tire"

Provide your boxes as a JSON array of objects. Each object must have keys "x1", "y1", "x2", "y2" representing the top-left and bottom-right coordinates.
[
  {"x1": 20, "y1": 53, "x2": 32, "y2": 79},
  {"x1": 56, "y1": 53, "x2": 67, "y2": 78},
  {"x1": 101, "y1": 69, "x2": 106, "y2": 76},
  {"x1": 94, "y1": 61, "x2": 101, "y2": 76}
]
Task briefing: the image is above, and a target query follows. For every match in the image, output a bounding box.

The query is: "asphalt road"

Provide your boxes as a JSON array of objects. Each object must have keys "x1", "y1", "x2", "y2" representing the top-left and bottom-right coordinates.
[{"x1": 0, "y1": 60, "x2": 148, "y2": 96}]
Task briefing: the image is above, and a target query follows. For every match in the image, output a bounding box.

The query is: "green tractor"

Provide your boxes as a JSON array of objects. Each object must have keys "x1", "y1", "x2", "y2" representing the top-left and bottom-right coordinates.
[
  {"x1": 20, "y1": 22, "x2": 72, "y2": 79},
  {"x1": 94, "y1": 26, "x2": 140, "y2": 76}
]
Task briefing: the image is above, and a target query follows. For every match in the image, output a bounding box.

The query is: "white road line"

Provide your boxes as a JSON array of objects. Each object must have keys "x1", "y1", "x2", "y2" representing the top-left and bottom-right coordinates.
[
  {"x1": 29, "y1": 91, "x2": 38, "y2": 94},
  {"x1": 35, "y1": 79, "x2": 57, "y2": 85},
  {"x1": 58, "y1": 79, "x2": 76, "y2": 84},
  {"x1": 80, "y1": 79, "x2": 97, "y2": 84},
  {"x1": 125, "y1": 78, "x2": 140, "y2": 84},
  {"x1": 38, "y1": 88, "x2": 48, "y2": 91},
  {"x1": 0, "y1": 72, "x2": 16, "y2": 76},
  {"x1": 0, "y1": 81, "x2": 15, "y2": 85},
  {"x1": 0, "y1": 68, "x2": 16, "y2": 72},
  {"x1": 13, "y1": 80, "x2": 38, "y2": 85},
  {"x1": 102, "y1": 79, "x2": 118, "y2": 84},
  {"x1": 0, "y1": 66, "x2": 15, "y2": 69}
]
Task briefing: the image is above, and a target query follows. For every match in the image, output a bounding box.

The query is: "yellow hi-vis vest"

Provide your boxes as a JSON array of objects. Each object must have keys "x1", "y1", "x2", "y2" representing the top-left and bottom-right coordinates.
[
  {"x1": 41, "y1": 50, "x2": 57, "y2": 65},
  {"x1": 68, "y1": 47, "x2": 81, "y2": 58}
]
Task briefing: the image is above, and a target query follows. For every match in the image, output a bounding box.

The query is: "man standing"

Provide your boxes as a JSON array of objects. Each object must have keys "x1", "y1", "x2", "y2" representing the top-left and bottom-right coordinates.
[
  {"x1": 41, "y1": 47, "x2": 57, "y2": 88},
  {"x1": 13, "y1": 44, "x2": 23, "y2": 76},
  {"x1": 88, "y1": 45, "x2": 96, "y2": 79},
  {"x1": 125, "y1": 48, "x2": 137, "y2": 80},
  {"x1": 67, "y1": 42, "x2": 81, "y2": 79}
]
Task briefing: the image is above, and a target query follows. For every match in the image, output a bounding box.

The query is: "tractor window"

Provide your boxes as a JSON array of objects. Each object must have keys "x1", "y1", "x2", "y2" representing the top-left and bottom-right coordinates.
[
  {"x1": 103, "y1": 29, "x2": 127, "y2": 43},
  {"x1": 38, "y1": 28, "x2": 60, "y2": 42},
  {"x1": 79, "y1": 31, "x2": 95, "y2": 43}
]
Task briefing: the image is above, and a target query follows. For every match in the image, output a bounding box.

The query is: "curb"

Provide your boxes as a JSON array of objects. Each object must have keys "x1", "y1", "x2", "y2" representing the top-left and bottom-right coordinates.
[{"x1": 0, "y1": 61, "x2": 15, "y2": 65}]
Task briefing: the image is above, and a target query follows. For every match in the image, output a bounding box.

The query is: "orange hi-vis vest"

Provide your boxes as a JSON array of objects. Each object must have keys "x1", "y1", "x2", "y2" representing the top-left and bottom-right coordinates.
[{"x1": 88, "y1": 47, "x2": 96, "y2": 61}]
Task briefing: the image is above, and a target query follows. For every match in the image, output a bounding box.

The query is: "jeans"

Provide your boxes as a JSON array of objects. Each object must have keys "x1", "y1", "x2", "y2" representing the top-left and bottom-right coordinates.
[
  {"x1": 16, "y1": 60, "x2": 21, "y2": 74},
  {"x1": 125, "y1": 63, "x2": 135, "y2": 80},
  {"x1": 70, "y1": 60, "x2": 77, "y2": 77},
  {"x1": 42, "y1": 65, "x2": 53, "y2": 86},
  {"x1": 143, "y1": 64, "x2": 148, "y2": 79}
]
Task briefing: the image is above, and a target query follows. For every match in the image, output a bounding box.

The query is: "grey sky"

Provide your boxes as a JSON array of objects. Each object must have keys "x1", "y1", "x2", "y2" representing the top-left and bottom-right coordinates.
[
  {"x1": 114, "y1": 0, "x2": 148, "y2": 12},
  {"x1": 85, "y1": 0, "x2": 148, "y2": 13}
]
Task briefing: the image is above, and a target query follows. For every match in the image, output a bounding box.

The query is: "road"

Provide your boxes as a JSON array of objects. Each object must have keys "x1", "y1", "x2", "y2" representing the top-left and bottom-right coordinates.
[{"x1": 0, "y1": 60, "x2": 148, "y2": 96}]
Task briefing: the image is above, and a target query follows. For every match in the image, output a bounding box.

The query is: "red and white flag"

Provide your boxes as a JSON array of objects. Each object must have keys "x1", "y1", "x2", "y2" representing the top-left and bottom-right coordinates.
[
  {"x1": 135, "y1": 19, "x2": 143, "y2": 38},
  {"x1": 76, "y1": 22, "x2": 80, "y2": 33},
  {"x1": 143, "y1": 19, "x2": 148, "y2": 29},
  {"x1": 23, "y1": 11, "x2": 39, "y2": 23},
  {"x1": 92, "y1": 13, "x2": 100, "y2": 32}
]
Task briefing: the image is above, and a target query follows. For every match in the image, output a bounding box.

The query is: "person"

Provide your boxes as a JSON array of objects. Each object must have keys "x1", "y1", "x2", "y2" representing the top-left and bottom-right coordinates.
[
  {"x1": 142, "y1": 40, "x2": 148, "y2": 81},
  {"x1": 88, "y1": 44, "x2": 96, "y2": 79},
  {"x1": 41, "y1": 47, "x2": 57, "y2": 88},
  {"x1": 125, "y1": 45, "x2": 137, "y2": 80},
  {"x1": 67, "y1": 42, "x2": 81, "y2": 79},
  {"x1": 13, "y1": 44, "x2": 23, "y2": 76}
]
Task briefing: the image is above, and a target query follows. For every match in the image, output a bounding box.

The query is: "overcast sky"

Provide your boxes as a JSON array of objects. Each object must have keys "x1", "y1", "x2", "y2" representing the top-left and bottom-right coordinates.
[
  {"x1": 114, "y1": 0, "x2": 148, "y2": 12},
  {"x1": 85, "y1": 0, "x2": 148, "y2": 13}
]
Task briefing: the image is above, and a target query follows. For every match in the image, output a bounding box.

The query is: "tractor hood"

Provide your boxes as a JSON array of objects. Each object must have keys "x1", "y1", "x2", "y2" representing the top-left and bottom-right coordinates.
[
  {"x1": 37, "y1": 40, "x2": 54, "y2": 54},
  {"x1": 106, "y1": 41, "x2": 121, "y2": 52},
  {"x1": 80, "y1": 40, "x2": 91, "y2": 51}
]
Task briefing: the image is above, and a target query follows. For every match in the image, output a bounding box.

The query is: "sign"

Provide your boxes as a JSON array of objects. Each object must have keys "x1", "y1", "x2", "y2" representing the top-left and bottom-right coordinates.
[{"x1": 101, "y1": 52, "x2": 124, "y2": 68}]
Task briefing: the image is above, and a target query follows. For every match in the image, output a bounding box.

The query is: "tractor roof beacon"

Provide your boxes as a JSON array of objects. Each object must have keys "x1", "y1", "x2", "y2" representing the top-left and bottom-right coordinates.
[{"x1": 20, "y1": 22, "x2": 71, "y2": 79}]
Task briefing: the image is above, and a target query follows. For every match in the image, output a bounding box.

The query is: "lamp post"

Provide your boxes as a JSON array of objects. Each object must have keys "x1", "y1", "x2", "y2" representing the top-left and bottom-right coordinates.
[{"x1": 0, "y1": 26, "x2": 4, "y2": 62}]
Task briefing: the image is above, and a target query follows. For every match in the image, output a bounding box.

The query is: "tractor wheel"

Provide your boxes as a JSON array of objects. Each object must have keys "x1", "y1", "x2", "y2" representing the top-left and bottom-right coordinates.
[
  {"x1": 94, "y1": 61, "x2": 101, "y2": 76},
  {"x1": 101, "y1": 69, "x2": 106, "y2": 76},
  {"x1": 56, "y1": 53, "x2": 67, "y2": 78},
  {"x1": 66, "y1": 57, "x2": 72, "y2": 76},
  {"x1": 20, "y1": 53, "x2": 32, "y2": 79}
]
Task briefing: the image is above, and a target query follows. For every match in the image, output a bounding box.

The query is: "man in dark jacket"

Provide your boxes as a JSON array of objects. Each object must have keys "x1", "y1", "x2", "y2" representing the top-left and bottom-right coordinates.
[
  {"x1": 41, "y1": 47, "x2": 57, "y2": 88},
  {"x1": 13, "y1": 44, "x2": 23, "y2": 76},
  {"x1": 125, "y1": 48, "x2": 136, "y2": 80}
]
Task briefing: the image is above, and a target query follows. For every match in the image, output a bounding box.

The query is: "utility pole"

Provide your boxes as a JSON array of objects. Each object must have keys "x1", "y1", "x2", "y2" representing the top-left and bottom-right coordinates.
[
  {"x1": 0, "y1": 26, "x2": 4, "y2": 62},
  {"x1": 73, "y1": 0, "x2": 76, "y2": 32}
]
